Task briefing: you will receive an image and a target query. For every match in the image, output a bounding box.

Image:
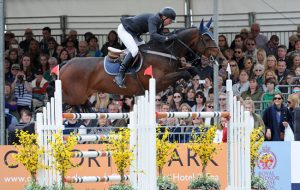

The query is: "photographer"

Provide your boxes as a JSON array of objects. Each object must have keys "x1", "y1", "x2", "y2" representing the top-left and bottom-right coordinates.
[{"x1": 11, "y1": 70, "x2": 32, "y2": 116}]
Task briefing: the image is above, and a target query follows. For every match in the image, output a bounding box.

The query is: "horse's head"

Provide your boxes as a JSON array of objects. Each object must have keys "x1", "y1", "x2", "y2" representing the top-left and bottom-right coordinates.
[{"x1": 196, "y1": 18, "x2": 225, "y2": 61}]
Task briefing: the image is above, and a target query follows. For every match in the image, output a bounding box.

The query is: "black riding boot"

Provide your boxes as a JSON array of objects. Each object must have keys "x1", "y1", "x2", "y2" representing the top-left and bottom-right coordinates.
[{"x1": 114, "y1": 53, "x2": 133, "y2": 88}]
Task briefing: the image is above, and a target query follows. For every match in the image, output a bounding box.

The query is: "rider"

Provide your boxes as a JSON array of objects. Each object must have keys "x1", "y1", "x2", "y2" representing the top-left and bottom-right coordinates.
[{"x1": 114, "y1": 7, "x2": 177, "y2": 88}]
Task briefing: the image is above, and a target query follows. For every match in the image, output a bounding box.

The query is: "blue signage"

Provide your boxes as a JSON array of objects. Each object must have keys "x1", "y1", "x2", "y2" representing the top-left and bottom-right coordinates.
[{"x1": 255, "y1": 142, "x2": 291, "y2": 190}]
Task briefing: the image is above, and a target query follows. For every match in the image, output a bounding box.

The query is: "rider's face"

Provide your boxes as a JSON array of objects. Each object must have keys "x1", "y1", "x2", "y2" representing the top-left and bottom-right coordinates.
[{"x1": 163, "y1": 17, "x2": 173, "y2": 26}]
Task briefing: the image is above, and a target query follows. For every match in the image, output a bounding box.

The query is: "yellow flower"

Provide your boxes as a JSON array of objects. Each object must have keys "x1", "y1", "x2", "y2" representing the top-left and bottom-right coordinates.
[
  {"x1": 12, "y1": 130, "x2": 44, "y2": 182},
  {"x1": 49, "y1": 131, "x2": 77, "y2": 187},
  {"x1": 250, "y1": 126, "x2": 264, "y2": 176},
  {"x1": 156, "y1": 125, "x2": 178, "y2": 177},
  {"x1": 188, "y1": 126, "x2": 219, "y2": 177},
  {"x1": 106, "y1": 128, "x2": 135, "y2": 184}
]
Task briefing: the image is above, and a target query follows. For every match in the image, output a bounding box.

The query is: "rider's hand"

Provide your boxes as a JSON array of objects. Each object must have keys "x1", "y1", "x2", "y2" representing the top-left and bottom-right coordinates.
[
  {"x1": 266, "y1": 129, "x2": 271, "y2": 140},
  {"x1": 166, "y1": 34, "x2": 177, "y2": 42}
]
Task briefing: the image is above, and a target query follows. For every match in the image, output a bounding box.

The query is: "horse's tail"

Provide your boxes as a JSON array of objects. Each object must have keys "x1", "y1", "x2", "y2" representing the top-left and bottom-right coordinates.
[
  {"x1": 46, "y1": 61, "x2": 68, "y2": 99},
  {"x1": 46, "y1": 79, "x2": 55, "y2": 99}
]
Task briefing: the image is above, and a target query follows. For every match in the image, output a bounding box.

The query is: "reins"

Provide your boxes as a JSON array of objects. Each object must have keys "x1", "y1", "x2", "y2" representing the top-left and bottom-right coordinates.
[{"x1": 177, "y1": 38, "x2": 201, "y2": 64}]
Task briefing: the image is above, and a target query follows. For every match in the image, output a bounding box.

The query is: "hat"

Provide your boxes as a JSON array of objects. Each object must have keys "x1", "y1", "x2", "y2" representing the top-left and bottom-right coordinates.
[{"x1": 11, "y1": 64, "x2": 20, "y2": 70}]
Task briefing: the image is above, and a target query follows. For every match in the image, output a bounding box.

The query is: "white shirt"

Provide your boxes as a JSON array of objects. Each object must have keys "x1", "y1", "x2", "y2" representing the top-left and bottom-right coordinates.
[
  {"x1": 213, "y1": 129, "x2": 223, "y2": 143},
  {"x1": 249, "y1": 115, "x2": 254, "y2": 131}
]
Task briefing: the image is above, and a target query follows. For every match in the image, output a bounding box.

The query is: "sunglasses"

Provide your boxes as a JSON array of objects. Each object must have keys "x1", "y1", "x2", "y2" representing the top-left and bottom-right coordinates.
[
  {"x1": 174, "y1": 96, "x2": 181, "y2": 98},
  {"x1": 247, "y1": 43, "x2": 255, "y2": 46},
  {"x1": 255, "y1": 69, "x2": 263, "y2": 71},
  {"x1": 156, "y1": 99, "x2": 161, "y2": 101},
  {"x1": 273, "y1": 97, "x2": 282, "y2": 100},
  {"x1": 234, "y1": 51, "x2": 241, "y2": 54},
  {"x1": 196, "y1": 96, "x2": 203, "y2": 99},
  {"x1": 208, "y1": 105, "x2": 214, "y2": 108}
]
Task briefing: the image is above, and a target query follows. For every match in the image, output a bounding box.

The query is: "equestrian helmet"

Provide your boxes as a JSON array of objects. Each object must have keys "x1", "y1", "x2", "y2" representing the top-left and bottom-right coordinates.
[{"x1": 160, "y1": 7, "x2": 176, "y2": 21}]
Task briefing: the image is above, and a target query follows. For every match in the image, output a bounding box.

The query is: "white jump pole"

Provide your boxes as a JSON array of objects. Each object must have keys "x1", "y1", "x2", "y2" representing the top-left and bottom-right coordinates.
[
  {"x1": 244, "y1": 110, "x2": 251, "y2": 190},
  {"x1": 156, "y1": 111, "x2": 230, "y2": 119},
  {"x1": 226, "y1": 79, "x2": 234, "y2": 190},
  {"x1": 64, "y1": 134, "x2": 111, "y2": 142},
  {"x1": 72, "y1": 151, "x2": 112, "y2": 158},
  {"x1": 148, "y1": 78, "x2": 157, "y2": 190},
  {"x1": 62, "y1": 113, "x2": 130, "y2": 120},
  {"x1": 129, "y1": 104, "x2": 138, "y2": 189},
  {"x1": 65, "y1": 175, "x2": 130, "y2": 183},
  {"x1": 36, "y1": 113, "x2": 44, "y2": 186}
]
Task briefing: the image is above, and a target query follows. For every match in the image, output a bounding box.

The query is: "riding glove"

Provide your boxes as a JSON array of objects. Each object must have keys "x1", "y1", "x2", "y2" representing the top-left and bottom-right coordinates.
[{"x1": 166, "y1": 34, "x2": 177, "y2": 42}]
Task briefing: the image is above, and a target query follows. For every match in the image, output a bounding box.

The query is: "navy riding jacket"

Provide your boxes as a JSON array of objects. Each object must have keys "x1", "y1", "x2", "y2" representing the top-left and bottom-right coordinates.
[{"x1": 121, "y1": 13, "x2": 166, "y2": 43}]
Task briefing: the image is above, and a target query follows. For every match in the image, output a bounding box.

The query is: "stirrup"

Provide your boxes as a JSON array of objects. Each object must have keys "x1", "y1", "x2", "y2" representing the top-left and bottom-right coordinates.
[{"x1": 113, "y1": 77, "x2": 126, "y2": 88}]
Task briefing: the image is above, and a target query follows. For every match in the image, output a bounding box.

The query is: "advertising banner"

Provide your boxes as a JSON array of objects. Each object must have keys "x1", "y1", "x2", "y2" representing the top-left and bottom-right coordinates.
[
  {"x1": 1, "y1": 142, "x2": 298, "y2": 190},
  {"x1": 0, "y1": 144, "x2": 227, "y2": 190}
]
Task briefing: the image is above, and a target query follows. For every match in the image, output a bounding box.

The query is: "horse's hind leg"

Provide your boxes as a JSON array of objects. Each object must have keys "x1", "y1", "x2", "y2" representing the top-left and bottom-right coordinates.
[
  {"x1": 83, "y1": 101, "x2": 94, "y2": 113},
  {"x1": 82, "y1": 101, "x2": 97, "y2": 128}
]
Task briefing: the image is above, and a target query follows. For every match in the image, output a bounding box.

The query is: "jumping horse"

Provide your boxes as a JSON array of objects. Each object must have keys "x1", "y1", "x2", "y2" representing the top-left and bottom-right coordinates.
[{"x1": 58, "y1": 19, "x2": 224, "y2": 107}]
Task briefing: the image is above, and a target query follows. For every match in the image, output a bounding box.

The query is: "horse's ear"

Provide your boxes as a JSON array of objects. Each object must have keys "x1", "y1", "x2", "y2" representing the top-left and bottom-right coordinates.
[
  {"x1": 199, "y1": 19, "x2": 204, "y2": 33},
  {"x1": 206, "y1": 18, "x2": 212, "y2": 28}
]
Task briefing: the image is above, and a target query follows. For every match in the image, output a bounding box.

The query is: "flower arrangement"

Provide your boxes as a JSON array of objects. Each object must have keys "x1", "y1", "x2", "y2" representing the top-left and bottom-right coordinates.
[
  {"x1": 188, "y1": 126, "x2": 220, "y2": 190},
  {"x1": 49, "y1": 131, "x2": 77, "y2": 189},
  {"x1": 12, "y1": 130, "x2": 44, "y2": 188},
  {"x1": 250, "y1": 126, "x2": 264, "y2": 175},
  {"x1": 250, "y1": 126, "x2": 267, "y2": 190},
  {"x1": 106, "y1": 128, "x2": 135, "y2": 190},
  {"x1": 156, "y1": 126, "x2": 178, "y2": 176},
  {"x1": 156, "y1": 126, "x2": 178, "y2": 190}
]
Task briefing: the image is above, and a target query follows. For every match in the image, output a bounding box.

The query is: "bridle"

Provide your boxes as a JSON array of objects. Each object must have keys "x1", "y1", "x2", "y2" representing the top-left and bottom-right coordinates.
[
  {"x1": 177, "y1": 38, "x2": 201, "y2": 64},
  {"x1": 176, "y1": 33, "x2": 219, "y2": 64}
]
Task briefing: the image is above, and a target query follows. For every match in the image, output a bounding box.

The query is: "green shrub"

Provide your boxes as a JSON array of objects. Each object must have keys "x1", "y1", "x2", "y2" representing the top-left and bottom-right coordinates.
[
  {"x1": 189, "y1": 175, "x2": 220, "y2": 190},
  {"x1": 157, "y1": 176, "x2": 178, "y2": 190}
]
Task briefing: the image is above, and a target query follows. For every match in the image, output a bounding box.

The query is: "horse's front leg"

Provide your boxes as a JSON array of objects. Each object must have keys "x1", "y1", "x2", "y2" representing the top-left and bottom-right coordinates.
[
  {"x1": 178, "y1": 66, "x2": 198, "y2": 77},
  {"x1": 159, "y1": 70, "x2": 192, "y2": 88}
]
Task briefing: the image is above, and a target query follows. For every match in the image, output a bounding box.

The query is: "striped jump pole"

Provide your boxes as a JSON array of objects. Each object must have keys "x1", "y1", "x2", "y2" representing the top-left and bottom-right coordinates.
[
  {"x1": 72, "y1": 151, "x2": 112, "y2": 158},
  {"x1": 63, "y1": 134, "x2": 113, "y2": 142},
  {"x1": 156, "y1": 111, "x2": 230, "y2": 119},
  {"x1": 65, "y1": 175, "x2": 130, "y2": 183},
  {"x1": 62, "y1": 113, "x2": 130, "y2": 120}
]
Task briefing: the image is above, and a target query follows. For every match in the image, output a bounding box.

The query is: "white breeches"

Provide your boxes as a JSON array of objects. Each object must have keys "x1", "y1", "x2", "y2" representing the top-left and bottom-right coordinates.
[{"x1": 117, "y1": 24, "x2": 145, "y2": 57}]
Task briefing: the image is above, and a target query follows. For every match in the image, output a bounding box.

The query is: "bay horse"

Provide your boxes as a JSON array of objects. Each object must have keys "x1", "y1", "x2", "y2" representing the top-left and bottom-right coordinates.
[{"x1": 59, "y1": 19, "x2": 224, "y2": 106}]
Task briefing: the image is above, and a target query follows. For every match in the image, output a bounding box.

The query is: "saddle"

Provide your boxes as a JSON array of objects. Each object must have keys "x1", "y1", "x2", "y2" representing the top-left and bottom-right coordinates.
[{"x1": 103, "y1": 47, "x2": 143, "y2": 76}]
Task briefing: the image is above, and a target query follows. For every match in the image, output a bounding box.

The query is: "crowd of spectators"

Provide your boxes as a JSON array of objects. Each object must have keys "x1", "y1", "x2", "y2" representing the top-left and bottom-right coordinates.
[{"x1": 5, "y1": 23, "x2": 300, "y2": 144}]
